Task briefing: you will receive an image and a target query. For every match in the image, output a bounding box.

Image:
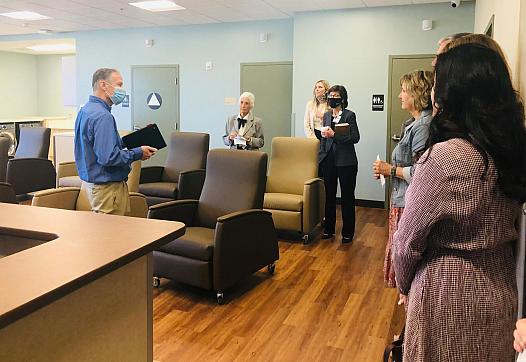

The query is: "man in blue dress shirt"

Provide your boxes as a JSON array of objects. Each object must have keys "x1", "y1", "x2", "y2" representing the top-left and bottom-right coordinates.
[{"x1": 74, "y1": 68, "x2": 156, "y2": 215}]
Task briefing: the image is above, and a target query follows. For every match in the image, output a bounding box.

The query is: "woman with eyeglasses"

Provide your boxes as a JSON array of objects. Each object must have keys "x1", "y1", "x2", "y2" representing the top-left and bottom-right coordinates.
[
  {"x1": 372, "y1": 70, "x2": 434, "y2": 288},
  {"x1": 318, "y1": 85, "x2": 360, "y2": 244}
]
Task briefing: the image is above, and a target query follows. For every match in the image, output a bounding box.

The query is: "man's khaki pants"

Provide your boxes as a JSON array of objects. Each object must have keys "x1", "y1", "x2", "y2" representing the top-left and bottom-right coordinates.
[{"x1": 83, "y1": 181, "x2": 130, "y2": 215}]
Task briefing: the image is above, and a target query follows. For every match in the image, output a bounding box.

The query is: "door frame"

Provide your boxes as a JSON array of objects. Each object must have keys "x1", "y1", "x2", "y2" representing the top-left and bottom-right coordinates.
[
  {"x1": 386, "y1": 54, "x2": 435, "y2": 207},
  {"x1": 240, "y1": 61, "x2": 294, "y2": 138},
  {"x1": 130, "y1": 64, "x2": 180, "y2": 132}
]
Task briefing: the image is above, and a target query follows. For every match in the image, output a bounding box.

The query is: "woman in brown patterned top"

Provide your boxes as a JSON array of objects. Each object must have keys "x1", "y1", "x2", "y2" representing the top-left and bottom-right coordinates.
[{"x1": 393, "y1": 44, "x2": 526, "y2": 361}]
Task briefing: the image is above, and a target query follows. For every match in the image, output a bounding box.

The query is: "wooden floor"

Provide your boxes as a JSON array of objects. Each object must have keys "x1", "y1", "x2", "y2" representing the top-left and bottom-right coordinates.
[{"x1": 152, "y1": 206, "x2": 405, "y2": 361}]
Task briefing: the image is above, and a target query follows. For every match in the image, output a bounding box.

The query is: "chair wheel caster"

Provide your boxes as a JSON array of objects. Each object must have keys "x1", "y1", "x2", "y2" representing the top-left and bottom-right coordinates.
[
  {"x1": 302, "y1": 234, "x2": 310, "y2": 244},
  {"x1": 216, "y1": 292, "x2": 224, "y2": 305},
  {"x1": 267, "y1": 263, "x2": 276, "y2": 275},
  {"x1": 153, "y1": 277, "x2": 161, "y2": 288}
]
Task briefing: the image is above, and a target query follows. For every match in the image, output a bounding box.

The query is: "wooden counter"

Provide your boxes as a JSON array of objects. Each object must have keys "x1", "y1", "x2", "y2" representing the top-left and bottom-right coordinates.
[{"x1": 0, "y1": 203, "x2": 185, "y2": 361}]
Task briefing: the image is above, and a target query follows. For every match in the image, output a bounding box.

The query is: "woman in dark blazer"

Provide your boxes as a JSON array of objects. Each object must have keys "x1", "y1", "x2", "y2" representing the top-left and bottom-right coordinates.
[{"x1": 319, "y1": 85, "x2": 360, "y2": 243}]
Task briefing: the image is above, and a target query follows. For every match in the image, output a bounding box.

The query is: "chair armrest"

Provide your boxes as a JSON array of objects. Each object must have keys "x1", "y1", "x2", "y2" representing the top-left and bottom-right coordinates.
[
  {"x1": 304, "y1": 177, "x2": 323, "y2": 186},
  {"x1": 139, "y1": 166, "x2": 164, "y2": 184},
  {"x1": 57, "y1": 161, "x2": 78, "y2": 179},
  {"x1": 127, "y1": 192, "x2": 148, "y2": 218},
  {"x1": 31, "y1": 187, "x2": 80, "y2": 210},
  {"x1": 213, "y1": 209, "x2": 279, "y2": 292},
  {"x1": 0, "y1": 182, "x2": 17, "y2": 204},
  {"x1": 147, "y1": 199, "x2": 198, "y2": 225},
  {"x1": 178, "y1": 169, "x2": 206, "y2": 200},
  {"x1": 303, "y1": 178, "x2": 325, "y2": 233}
]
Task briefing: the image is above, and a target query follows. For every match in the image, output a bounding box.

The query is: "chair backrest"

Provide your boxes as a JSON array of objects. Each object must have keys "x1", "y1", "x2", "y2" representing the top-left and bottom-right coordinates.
[
  {"x1": 266, "y1": 137, "x2": 320, "y2": 195},
  {"x1": 6, "y1": 158, "x2": 56, "y2": 195},
  {"x1": 75, "y1": 182, "x2": 92, "y2": 211},
  {"x1": 162, "y1": 132, "x2": 209, "y2": 182},
  {"x1": 15, "y1": 127, "x2": 51, "y2": 159},
  {"x1": 0, "y1": 182, "x2": 17, "y2": 204},
  {"x1": 0, "y1": 136, "x2": 10, "y2": 182},
  {"x1": 127, "y1": 160, "x2": 141, "y2": 193},
  {"x1": 196, "y1": 149, "x2": 267, "y2": 229},
  {"x1": 57, "y1": 160, "x2": 141, "y2": 191}
]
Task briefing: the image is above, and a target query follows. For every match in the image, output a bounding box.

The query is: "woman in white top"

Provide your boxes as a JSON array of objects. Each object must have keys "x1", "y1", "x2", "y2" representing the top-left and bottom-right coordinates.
[{"x1": 304, "y1": 80, "x2": 330, "y2": 139}]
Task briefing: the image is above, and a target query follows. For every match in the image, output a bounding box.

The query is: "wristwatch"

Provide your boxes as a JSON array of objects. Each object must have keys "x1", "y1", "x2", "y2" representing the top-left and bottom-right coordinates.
[{"x1": 390, "y1": 165, "x2": 397, "y2": 177}]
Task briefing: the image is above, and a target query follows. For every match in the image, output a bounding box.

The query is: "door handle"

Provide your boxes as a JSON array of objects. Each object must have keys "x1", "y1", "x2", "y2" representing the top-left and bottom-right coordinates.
[{"x1": 391, "y1": 134, "x2": 401, "y2": 142}]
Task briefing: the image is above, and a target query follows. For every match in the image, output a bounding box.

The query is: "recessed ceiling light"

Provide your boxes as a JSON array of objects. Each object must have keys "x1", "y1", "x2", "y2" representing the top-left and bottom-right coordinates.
[
  {"x1": 0, "y1": 11, "x2": 51, "y2": 20},
  {"x1": 129, "y1": 0, "x2": 185, "y2": 12},
  {"x1": 26, "y1": 44, "x2": 75, "y2": 52},
  {"x1": 37, "y1": 29, "x2": 52, "y2": 34}
]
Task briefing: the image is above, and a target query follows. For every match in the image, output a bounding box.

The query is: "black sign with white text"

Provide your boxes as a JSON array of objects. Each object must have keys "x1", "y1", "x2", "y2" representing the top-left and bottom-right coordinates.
[{"x1": 372, "y1": 94, "x2": 384, "y2": 111}]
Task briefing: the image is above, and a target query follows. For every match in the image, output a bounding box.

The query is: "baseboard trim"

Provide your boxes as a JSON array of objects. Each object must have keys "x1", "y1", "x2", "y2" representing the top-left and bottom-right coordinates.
[{"x1": 336, "y1": 198, "x2": 385, "y2": 209}]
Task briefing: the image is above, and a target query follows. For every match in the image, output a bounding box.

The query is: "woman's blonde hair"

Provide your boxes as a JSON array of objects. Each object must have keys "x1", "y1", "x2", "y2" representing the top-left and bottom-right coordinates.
[
  {"x1": 400, "y1": 70, "x2": 434, "y2": 112},
  {"x1": 312, "y1": 80, "x2": 330, "y2": 106}
]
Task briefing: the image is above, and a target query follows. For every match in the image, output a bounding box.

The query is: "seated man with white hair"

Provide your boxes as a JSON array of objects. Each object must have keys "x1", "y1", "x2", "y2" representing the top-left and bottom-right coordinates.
[{"x1": 223, "y1": 91, "x2": 264, "y2": 150}]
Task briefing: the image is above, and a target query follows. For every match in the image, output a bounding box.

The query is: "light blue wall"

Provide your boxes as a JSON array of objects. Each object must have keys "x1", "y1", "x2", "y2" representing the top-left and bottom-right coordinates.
[
  {"x1": 36, "y1": 55, "x2": 77, "y2": 117},
  {"x1": 0, "y1": 51, "x2": 38, "y2": 119},
  {"x1": 293, "y1": 3, "x2": 475, "y2": 202},
  {"x1": 0, "y1": 52, "x2": 76, "y2": 119},
  {"x1": 74, "y1": 20, "x2": 294, "y2": 148},
  {"x1": 0, "y1": 4, "x2": 476, "y2": 201}
]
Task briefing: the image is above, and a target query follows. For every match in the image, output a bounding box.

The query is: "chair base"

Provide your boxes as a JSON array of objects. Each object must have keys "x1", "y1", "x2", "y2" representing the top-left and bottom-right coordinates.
[
  {"x1": 154, "y1": 250, "x2": 279, "y2": 304},
  {"x1": 153, "y1": 251, "x2": 213, "y2": 290},
  {"x1": 153, "y1": 276, "x2": 161, "y2": 288}
]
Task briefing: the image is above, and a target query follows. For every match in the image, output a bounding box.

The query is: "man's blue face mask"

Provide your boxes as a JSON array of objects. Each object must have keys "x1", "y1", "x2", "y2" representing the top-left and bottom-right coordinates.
[{"x1": 104, "y1": 82, "x2": 126, "y2": 105}]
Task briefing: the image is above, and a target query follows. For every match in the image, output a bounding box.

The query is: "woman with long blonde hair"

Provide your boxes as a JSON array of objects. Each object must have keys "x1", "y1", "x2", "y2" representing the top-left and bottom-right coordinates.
[{"x1": 304, "y1": 80, "x2": 330, "y2": 139}]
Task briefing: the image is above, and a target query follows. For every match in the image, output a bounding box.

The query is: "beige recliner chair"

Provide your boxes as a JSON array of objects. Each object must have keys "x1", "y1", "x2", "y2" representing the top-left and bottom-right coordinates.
[
  {"x1": 57, "y1": 160, "x2": 142, "y2": 193},
  {"x1": 263, "y1": 137, "x2": 325, "y2": 244},
  {"x1": 37, "y1": 159, "x2": 145, "y2": 217},
  {"x1": 56, "y1": 161, "x2": 81, "y2": 188},
  {"x1": 31, "y1": 183, "x2": 148, "y2": 218},
  {"x1": 148, "y1": 149, "x2": 278, "y2": 304}
]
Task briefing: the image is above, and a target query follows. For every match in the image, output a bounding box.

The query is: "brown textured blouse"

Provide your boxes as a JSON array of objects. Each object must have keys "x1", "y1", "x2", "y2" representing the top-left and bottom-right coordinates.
[{"x1": 393, "y1": 138, "x2": 520, "y2": 361}]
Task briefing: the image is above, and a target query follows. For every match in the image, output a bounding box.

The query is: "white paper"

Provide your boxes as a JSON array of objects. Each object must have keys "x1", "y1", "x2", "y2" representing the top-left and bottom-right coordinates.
[
  {"x1": 517, "y1": 351, "x2": 526, "y2": 362},
  {"x1": 234, "y1": 136, "x2": 247, "y2": 146},
  {"x1": 377, "y1": 154, "x2": 385, "y2": 188},
  {"x1": 334, "y1": 122, "x2": 349, "y2": 127}
]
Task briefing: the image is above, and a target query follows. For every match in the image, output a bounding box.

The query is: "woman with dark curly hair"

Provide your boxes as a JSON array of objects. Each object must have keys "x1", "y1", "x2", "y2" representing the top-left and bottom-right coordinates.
[{"x1": 393, "y1": 44, "x2": 526, "y2": 361}]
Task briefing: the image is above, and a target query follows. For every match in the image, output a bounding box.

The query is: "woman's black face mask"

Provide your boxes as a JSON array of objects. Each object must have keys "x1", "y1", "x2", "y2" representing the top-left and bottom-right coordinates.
[{"x1": 328, "y1": 97, "x2": 342, "y2": 108}]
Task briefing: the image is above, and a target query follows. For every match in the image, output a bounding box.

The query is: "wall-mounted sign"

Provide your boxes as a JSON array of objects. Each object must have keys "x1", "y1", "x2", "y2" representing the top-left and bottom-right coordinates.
[
  {"x1": 147, "y1": 92, "x2": 162, "y2": 110},
  {"x1": 372, "y1": 94, "x2": 384, "y2": 111},
  {"x1": 121, "y1": 95, "x2": 130, "y2": 108}
]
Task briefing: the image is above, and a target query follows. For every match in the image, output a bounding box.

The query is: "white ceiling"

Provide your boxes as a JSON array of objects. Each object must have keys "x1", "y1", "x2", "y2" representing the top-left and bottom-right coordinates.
[
  {"x1": 0, "y1": 0, "x2": 463, "y2": 36},
  {"x1": 0, "y1": 38, "x2": 75, "y2": 54}
]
